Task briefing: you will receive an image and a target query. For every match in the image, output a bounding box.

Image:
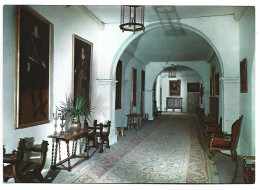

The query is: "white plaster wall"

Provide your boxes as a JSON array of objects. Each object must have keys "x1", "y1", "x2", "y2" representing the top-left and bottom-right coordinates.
[
  {"x1": 180, "y1": 16, "x2": 239, "y2": 77},
  {"x1": 238, "y1": 7, "x2": 255, "y2": 156},
  {"x1": 3, "y1": 5, "x2": 102, "y2": 168},
  {"x1": 114, "y1": 51, "x2": 146, "y2": 128},
  {"x1": 100, "y1": 16, "x2": 239, "y2": 80}
]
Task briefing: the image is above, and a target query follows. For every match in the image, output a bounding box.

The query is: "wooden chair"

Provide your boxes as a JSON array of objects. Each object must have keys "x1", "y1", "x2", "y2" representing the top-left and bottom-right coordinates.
[
  {"x1": 88, "y1": 120, "x2": 111, "y2": 153},
  {"x1": 3, "y1": 140, "x2": 49, "y2": 183},
  {"x1": 241, "y1": 156, "x2": 255, "y2": 184},
  {"x1": 209, "y1": 115, "x2": 243, "y2": 161},
  {"x1": 203, "y1": 97, "x2": 219, "y2": 125},
  {"x1": 204, "y1": 116, "x2": 222, "y2": 139}
]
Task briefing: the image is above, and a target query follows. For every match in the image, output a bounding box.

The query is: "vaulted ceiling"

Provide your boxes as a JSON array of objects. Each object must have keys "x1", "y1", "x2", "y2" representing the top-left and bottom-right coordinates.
[
  {"x1": 85, "y1": 6, "x2": 239, "y2": 24},
  {"x1": 85, "y1": 5, "x2": 245, "y2": 63},
  {"x1": 128, "y1": 26, "x2": 212, "y2": 62}
]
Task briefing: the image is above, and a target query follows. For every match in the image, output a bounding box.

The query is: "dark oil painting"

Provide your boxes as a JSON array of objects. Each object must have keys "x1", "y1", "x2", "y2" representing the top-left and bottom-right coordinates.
[
  {"x1": 240, "y1": 58, "x2": 247, "y2": 93},
  {"x1": 169, "y1": 80, "x2": 181, "y2": 96},
  {"x1": 16, "y1": 6, "x2": 51, "y2": 129},
  {"x1": 73, "y1": 35, "x2": 92, "y2": 105}
]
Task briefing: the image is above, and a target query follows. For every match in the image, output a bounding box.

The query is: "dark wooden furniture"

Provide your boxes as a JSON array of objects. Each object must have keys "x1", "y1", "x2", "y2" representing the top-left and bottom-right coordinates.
[
  {"x1": 166, "y1": 97, "x2": 182, "y2": 112},
  {"x1": 154, "y1": 107, "x2": 162, "y2": 117},
  {"x1": 209, "y1": 115, "x2": 243, "y2": 161},
  {"x1": 241, "y1": 156, "x2": 255, "y2": 183},
  {"x1": 48, "y1": 129, "x2": 89, "y2": 172},
  {"x1": 203, "y1": 97, "x2": 218, "y2": 124},
  {"x1": 3, "y1": 140, "x2": 48, "y2": 183},
  {"x1": 87, "y1": 120, "x2": 111, "y2": 153},
  {"x1": 204, "y1": 116, "x2": 222, "y2": 139},
  {"x1": 126, "y1": 113, "x2": 142, "y2": 130},
  {"x1": 117, "y1": 127, "x2": 128, "y2": 137}
]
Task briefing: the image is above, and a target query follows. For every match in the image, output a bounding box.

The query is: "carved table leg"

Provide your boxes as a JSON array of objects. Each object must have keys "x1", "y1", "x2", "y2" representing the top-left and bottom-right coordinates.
[
  {"x1": 74, "y1": 140, "x2": 78, "y2": 156},
  {"x1": 72, "y1": 141, "x2": 75, "y2": 156},
  {"x1": 84, "y1": 136, "x2": 89, "y2": 159},
  {"x1": 51, "y1": 140, "x2": 54, "y2": 168},
  {"x1": 52, "y1": 139, "x2": 59, "y2": 170},
  {"x1": 66, "y1": 140, "x2": 71, "y2": 171}
]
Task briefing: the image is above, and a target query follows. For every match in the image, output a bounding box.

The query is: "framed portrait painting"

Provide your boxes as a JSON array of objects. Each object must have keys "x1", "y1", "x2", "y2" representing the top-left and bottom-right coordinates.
[
  {"x1": 210, "y1": 66, "x2": 215, "y2": 95},
  {"x1": 72, "y1": 34, "x2": 93, "y2": 105},
  {"x1": 132, "y1": 67, "x2": 137, "y2": 107},
  {"x1": 169, "y1": 80, "x2": 181, "y2": 96},
  {"x1": 15, "y1": 6, "x2": 52, "y2": 129},
  {"x1": 187, "y1": 83, "x2": 200, "y2": 92},
  {"x1": 215, "y1": 73, "x2": 219, "y2": 95},
  {"x1": 240, "y1": 58, "x2": 247, "y2": 93}
]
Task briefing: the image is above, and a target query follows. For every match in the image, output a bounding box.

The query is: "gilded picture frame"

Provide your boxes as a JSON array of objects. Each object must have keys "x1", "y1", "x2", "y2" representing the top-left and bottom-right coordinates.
[
  {"x1": 169, "y1": 80, "x2": 181, "y2": 96},
  {"x1": 240, "y1": 58, "x2": 247, "y2": 93},
  {"x1": 72, "y1": 34, "x2": 93, "y2": 105},
  {"x1": 15, "y1": 6, "x2": 52, "y2": 129}
]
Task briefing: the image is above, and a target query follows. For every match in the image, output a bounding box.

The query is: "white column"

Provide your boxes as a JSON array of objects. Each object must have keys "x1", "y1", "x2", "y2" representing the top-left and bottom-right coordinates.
[
  {"x1": 96, "y1": 79, "x2": 118, "y2": 145},
  {"x1": 203, "y1": 91, "x2": 210, "y2": 114},
  {"x1": 144, "y1": 90, "x2": 154, "y2": 120},
  {"x1": 221, "y1": 77, "x2": 240, "y2": 133}
]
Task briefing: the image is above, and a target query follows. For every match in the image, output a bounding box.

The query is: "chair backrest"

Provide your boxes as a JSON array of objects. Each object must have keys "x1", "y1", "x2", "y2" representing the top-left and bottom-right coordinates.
[
  {"x1": 219, "y1": 116, "x2": 222, "y2": 131},
  {"x1": 93, "y1": 120, "x2": 111, "y2": 133},
  {"x1": 103, "y1": 120, "x2": 111, "y2": 134},
  {"x1": 231, "y1": 115, "x2": 243, "y2": 149},
  {"x1": 24, "y1": 140, "x2": 49, "y2": 170},
  {"x1": 17, "y1": 138, "x2": 26, "y2": 161}
]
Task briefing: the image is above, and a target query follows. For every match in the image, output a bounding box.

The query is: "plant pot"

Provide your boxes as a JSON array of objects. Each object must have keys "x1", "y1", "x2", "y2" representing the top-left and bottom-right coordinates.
[{"x1": 69, "y1": 117, "x2": 81, "y2": 134}]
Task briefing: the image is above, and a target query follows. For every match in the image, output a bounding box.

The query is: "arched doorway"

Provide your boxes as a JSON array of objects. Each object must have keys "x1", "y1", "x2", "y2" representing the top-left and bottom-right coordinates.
[
  {"x1": 110, "y1": 21, "x2": 224, "y2": 140},
  {"x1": 152, "y1": 65, "x2": 204, "y2": 115}
]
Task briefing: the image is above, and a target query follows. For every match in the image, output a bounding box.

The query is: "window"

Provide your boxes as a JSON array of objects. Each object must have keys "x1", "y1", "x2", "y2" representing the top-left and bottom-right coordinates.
[{"x1": 115, "y1": 60, "x2": 122, "y2": 109}]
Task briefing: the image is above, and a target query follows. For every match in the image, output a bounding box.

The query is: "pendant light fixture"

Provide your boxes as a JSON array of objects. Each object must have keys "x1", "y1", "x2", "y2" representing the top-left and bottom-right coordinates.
[{"x1": 120, "y1": 5, "x2": 145, "y2": 33}]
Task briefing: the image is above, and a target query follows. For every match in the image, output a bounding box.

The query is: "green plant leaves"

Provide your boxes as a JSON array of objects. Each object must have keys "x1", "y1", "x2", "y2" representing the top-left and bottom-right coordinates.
[{"x1": 57, "y1": 96, "x2": 94, "y2": 119}]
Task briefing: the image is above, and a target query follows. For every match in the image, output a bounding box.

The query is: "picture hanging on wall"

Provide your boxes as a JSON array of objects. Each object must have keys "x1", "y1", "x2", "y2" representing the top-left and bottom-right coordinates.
[
  {"x1": 240, "y1": 58, "x2": 247, "y2": 93},
  {"x1": 187, "y1": 83, "x2": 200, "y2": 92},
  {"x1": 15, "y1": 6, "x2": 52, "y2": 129},
  {"x1": 210, "y1": 66, "x2": 215, "y2": 95},
  {"x1": 72, "y1": 34, "x2": 93, "y2": 105},
  {"x1": 215, "y1": 73, "x2": 219, "y2": 95},
  {"x1": 169, "y1": 80, "x2": 181, "y2": 96},
  {"x1": 132, "y1": 67, "x2": 137, "y2": 107}
]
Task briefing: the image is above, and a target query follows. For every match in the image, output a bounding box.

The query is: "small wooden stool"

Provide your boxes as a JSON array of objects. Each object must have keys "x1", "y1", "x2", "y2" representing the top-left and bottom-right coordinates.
[{"x1": 117, "y1": 127, "x2": 127, "y2": 137}]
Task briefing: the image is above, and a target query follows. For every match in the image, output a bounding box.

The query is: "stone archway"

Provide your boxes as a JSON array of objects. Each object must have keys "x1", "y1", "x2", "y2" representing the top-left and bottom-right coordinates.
[{"x1": 108, "y1": 21, "x2": 232, "y2": 144}]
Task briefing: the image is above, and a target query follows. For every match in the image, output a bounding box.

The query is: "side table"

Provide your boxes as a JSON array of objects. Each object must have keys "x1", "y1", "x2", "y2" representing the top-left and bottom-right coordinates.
[{"x1": 48, "y1": 129, "x2": 90, "y2": 172}]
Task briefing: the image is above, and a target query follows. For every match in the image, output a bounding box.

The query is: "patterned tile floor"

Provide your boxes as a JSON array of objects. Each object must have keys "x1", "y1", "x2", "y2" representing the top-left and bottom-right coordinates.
[{"x1": 4, "y1": 113, "x2": 245, "y2": 184}]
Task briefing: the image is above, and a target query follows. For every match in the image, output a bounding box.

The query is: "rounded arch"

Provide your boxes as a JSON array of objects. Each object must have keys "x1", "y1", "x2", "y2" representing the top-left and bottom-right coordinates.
[
  {"x1": 109, "y1": 21, "x2": 223, "y2": 132},
  {"x1": 152, "y1": 65, "x2": 204, "y2": 91},
  {"x1": 110, "y1": 21, "x2": 224, "y2": 81}
]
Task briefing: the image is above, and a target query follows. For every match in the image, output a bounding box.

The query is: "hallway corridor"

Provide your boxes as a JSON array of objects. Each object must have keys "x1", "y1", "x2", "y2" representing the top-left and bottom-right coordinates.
[{"x1": 44, "y1": 113, "x2": 219, "y2": 183}]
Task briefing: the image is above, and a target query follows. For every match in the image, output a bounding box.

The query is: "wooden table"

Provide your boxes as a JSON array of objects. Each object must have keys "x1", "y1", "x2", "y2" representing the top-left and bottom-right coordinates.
[
  {"x1": 126, "y1": 113, "x2": 142, "y2": 130},
  {"x1": 48, "y1": 129, "x2": 90, "y2": 172}
]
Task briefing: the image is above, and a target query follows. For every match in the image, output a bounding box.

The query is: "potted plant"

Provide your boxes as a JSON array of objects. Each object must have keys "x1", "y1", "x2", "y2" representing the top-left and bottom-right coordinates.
[{"x1": 58, "y1": 96, "x2": 94, "y2": 134}]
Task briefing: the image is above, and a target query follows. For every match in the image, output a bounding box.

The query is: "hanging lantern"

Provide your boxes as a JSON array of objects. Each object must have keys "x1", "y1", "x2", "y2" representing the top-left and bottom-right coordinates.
[
  {"x1": 168, "y1": 68, "x2": 177, "y2": 78},
  {"x1": 120, "y1": 5, "x2": 145, "y2": 33}
]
